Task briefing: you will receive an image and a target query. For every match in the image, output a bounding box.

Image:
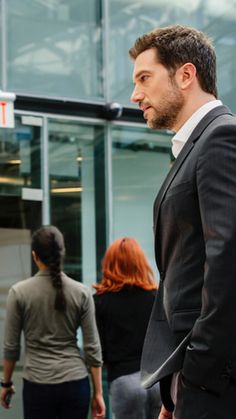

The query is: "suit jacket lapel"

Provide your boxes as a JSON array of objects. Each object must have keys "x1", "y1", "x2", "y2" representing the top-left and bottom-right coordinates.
[
  {"x1": 153, "y1": 105, "x2": 232, "y2": 233},
  {"x1": 153, "y1": 140, "x2": 194, "y2": 232}
]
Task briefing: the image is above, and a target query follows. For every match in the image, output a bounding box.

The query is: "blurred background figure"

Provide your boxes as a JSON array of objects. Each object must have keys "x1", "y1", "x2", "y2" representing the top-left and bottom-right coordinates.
[
  {"x1": 93, "y1": 237, "x2": 161, "y2": 419},
  {"x1": 1, "y1": 225, "x2": 105, "y2": 419}
]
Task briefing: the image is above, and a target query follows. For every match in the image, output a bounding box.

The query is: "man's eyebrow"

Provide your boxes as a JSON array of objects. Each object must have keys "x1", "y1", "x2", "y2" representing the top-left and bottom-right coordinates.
[{"x1": 133, "y1": 69, "x2": 151, "y2": 82}]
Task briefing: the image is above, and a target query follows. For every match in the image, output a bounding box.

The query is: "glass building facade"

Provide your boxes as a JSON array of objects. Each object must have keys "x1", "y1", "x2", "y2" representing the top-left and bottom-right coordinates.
[{"x1": 1, "y1": 1, "x2": 236, "y2": 418}]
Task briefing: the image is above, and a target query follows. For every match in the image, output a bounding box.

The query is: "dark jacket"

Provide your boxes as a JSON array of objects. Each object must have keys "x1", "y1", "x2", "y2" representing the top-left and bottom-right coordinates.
[{"x1": 141, "y1": 106, "x2": 236, "y2": 397}]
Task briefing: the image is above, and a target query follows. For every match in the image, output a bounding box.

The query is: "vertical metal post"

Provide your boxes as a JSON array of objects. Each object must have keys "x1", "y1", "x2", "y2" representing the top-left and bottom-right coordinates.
[
  {"x1": 102, "y1": 0, "x2": 110, "y2": 103},
  {"x1": 42, "y1": 117, "x2": 50, "y2": 225},
  {"x1": 102, "y1": 0, "x2": 113, "y2": 246},
  {"x1": 105, "y1": 122, "x2": 113, "y2": 245},
  {"x1": 1, "y1": 0, "x2": 7, "y2": 90}
]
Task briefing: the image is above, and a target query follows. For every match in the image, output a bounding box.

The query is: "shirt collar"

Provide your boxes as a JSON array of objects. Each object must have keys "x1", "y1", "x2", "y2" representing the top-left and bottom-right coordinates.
[{"x1": 172, "y1": 99, "x2": 223, "y2": 158}]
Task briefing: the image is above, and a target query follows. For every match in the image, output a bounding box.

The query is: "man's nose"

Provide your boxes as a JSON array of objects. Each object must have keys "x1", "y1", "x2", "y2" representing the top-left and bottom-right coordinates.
[{"x1": 130, "y1": 87, "x2": 144, "y2": 103}]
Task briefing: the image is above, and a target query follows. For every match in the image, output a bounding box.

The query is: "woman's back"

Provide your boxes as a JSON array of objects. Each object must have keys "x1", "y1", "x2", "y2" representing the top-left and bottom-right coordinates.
[
  {"x1": 1, "y1": 225, "x2": 105, "y2": 419},
  {"x1": 5, "y1": 270, "x2": 100, "y2": 384},
  {"x1": 94, "y1": 286, "x2": 156, "y2": 381}
]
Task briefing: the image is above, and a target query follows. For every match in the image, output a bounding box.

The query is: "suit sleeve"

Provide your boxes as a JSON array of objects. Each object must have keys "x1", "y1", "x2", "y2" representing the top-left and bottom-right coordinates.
[{"x1": 182, "y1": 122, "x2": 236, "y2": 394}]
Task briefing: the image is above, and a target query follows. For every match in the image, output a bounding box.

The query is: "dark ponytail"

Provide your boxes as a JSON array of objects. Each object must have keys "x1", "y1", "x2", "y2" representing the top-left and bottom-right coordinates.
[{"x1": 32, "y1": 225, "x2": 66, "y2": 311}]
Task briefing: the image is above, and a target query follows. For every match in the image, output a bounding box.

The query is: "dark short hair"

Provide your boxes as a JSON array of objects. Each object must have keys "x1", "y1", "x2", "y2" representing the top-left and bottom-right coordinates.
[{"x1": 129, "y1": 24, "x2": 217, "y2": 98}]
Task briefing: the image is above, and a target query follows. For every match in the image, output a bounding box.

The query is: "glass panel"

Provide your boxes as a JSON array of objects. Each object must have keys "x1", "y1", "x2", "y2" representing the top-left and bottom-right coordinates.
[
  {"x1": 0, "y1": 116, "x2": 42, "y2": 347},
  {"x1": 0, "y1": 0, "x2": 2, "y2": 88},
  {"x1": 109, "y1": 0, "x2": 236, "y2": 113},
  {"x1": 0, "y1": 116, "x2": 42, "y2": 227},
  {"x1": 0, "y1": 116, "x2": 43, "y2": 419},
  {"x1": 7, "y1": 0, "x2": 103, "y2": 99},
  {"x1": 112, "y1": 125, "x2": 172, "y2": 275},
  {"x1": 48, "y1": 119, "x2": 105, "y2": 286}
]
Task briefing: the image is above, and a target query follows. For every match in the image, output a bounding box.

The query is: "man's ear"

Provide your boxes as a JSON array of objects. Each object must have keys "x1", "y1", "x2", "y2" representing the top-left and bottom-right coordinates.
[
  {"x1": 32, "y1": 250, "x2": 37, "y2": 262},
  {"x1": 176, "y1": 62, "x2": 197, "y2": 90}
]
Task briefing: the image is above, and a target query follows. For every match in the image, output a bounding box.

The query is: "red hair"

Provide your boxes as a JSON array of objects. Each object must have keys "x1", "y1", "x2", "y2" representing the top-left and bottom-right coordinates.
[{"x1": 93, "y1": 237, "x2": 157, "y2": 294}]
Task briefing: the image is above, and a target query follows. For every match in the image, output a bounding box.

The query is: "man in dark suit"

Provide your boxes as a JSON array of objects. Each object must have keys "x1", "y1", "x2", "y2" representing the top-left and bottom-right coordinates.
[{"x1": 129, "y1": 25, "x2": 236, "y2": 419}]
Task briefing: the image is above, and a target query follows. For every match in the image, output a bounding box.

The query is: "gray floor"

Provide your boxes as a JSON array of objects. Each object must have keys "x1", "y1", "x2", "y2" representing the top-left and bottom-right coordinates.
[{"x1": 1, "y1": 370, "x2": 23, "y2": 419}]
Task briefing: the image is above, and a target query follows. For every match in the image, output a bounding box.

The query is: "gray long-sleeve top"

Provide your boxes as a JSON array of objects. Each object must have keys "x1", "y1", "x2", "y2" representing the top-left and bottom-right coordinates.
[{"x1": 3, "y1": 270, "x2": 102, "y2": 384}]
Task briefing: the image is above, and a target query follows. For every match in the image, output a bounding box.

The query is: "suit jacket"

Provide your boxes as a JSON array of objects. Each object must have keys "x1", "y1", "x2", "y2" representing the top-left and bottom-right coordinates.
[{"x1": 141, "y1": 105, "x2": 236, "y2": 398}]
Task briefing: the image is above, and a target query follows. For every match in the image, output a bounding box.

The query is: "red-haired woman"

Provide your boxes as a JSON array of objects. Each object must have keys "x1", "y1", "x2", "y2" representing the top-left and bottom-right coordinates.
[{"x1": 93, "y1": 237, "x2": 161, "y2": 419}]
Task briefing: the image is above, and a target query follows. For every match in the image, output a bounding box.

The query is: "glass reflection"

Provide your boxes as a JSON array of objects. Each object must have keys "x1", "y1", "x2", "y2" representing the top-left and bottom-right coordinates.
[
  {"x1": 109, "y1": 0, "x2": 236, "y2": 112},
  {"x1": 112, "y1": 125, "x2": 172, "y2": 274},
  {"x1": 48, "y1": 119, "x2": 99, "y2": 286},
  {"x1": 7, "y1": 0, "x2": 103, "y2": 99}
]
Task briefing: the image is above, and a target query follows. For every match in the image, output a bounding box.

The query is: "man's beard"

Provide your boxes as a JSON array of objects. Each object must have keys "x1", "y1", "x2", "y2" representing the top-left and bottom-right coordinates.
[{"x1": 146, "y1": 82, "x2": 184, "y2": 130}]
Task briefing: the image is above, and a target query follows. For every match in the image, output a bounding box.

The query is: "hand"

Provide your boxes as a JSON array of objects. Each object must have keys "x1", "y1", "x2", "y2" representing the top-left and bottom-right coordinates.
[
  {"x1": 91, "y1": 393, "x2": 106, "y2": 419},
  {"x1": 0, "y1": 386, "x2": 15, "y2": 409},
  {"x1": 158, "y1": 404, "x2": 173, "y2": 419}
]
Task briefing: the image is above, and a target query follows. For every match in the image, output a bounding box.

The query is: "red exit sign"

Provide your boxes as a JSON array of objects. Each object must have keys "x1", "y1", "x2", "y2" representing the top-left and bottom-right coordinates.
[{"x1": 0, "y1": 92, "x2": 16, "y2": 128}]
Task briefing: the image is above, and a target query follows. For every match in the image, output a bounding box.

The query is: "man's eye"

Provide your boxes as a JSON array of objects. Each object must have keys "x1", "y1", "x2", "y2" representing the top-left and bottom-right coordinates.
[{"x1": 141, "y1": 75, "x2": 148, "y2": 82}]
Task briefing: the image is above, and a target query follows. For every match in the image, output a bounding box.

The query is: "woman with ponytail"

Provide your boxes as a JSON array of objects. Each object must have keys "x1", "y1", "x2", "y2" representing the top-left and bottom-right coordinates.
[
  {"x1": 1, "y1": 225, "x2": 105, "y2": 419},
  {"x1": 93, "y1": 237, "x2": 161, "y2": 419}
]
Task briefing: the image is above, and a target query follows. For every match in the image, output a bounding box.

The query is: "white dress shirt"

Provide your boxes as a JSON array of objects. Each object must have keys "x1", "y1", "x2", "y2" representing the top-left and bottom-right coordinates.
[{"x1": 172, "y1": 100, "x2": 223, "y2": 158}]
